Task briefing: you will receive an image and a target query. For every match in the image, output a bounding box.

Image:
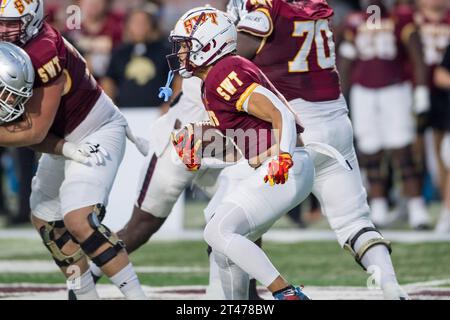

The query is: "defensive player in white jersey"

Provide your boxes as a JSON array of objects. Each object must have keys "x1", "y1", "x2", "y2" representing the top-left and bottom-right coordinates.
[{"x1": 213, "y1": 0, "x2": 409, "y2": 299}]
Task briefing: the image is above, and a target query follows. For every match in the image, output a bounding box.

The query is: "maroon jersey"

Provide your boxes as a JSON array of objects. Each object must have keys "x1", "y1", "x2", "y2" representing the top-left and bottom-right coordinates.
[
  {"x1": 202, "y1": 55, "x2": 304, "y2": 160},
  {"x1": 414, "y1": 9, "x2": 450, "y2": 89},
  {"x1": 24, "y1": 22, "x2": 102, "y2": 137},
  {"x1": 343, "y1": 5, "x2": 416, "y2": 88},
  {"x1": 239, "y1": 0, "x2": 341, "y2": 102}
]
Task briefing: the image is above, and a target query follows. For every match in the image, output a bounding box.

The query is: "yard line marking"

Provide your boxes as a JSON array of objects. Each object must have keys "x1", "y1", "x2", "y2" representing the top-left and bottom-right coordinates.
[{"x1": 0, "y1": 261, "x2": 208, "y2": 274}]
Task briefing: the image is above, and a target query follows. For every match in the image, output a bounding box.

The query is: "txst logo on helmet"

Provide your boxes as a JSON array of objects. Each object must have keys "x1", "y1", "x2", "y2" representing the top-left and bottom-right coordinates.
[
  {"x1": 183, "y1": 12, "x2": 219, "y2": 34},
  {"x1": 13, "y1": 0, "x2": 35, "y2": 15}
]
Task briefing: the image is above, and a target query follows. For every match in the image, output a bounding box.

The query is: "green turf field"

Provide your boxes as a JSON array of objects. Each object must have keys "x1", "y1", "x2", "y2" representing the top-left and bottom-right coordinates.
[{"x1": 1, "y1": 238, "x2": 449, "y2": 287}]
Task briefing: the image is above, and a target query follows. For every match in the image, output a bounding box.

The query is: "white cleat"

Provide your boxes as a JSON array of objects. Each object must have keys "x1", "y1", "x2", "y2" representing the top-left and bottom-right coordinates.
[
  {"x1": 407, "y1": 198, "x2": 431, "y2": 230},
  {"x1": 370, "y1": 199, "x2": 390, "y2": 228},
  {"x1": 435, "y1": 211, "x2": 450, "y2": 234},
  {"x1": 382, "y1": 282, "x2": 410, "y2": 300}
]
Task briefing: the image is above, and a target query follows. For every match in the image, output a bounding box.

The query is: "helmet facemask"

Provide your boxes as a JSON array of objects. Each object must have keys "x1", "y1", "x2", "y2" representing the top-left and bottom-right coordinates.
[
  {"x1": 0, "y1": 81, "x2": 32, "y2": 123},
  {"x1": 166, "y1": 35, "x2": 203, "y2": 79}
]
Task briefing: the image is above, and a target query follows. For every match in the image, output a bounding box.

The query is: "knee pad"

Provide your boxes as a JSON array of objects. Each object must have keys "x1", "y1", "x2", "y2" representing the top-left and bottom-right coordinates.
[
  {"x1": 79, "y1": 204, "x2": 125, "y2": 268},
  {"x1": 392, "y1": 146, "x2": 419, "y2": 181},
  {"x1": 344, "y1": 227, "x2": 392, "y2": 271},
  {"x1": 39, "y1": 220, "x2": 85, "y2": 267}
]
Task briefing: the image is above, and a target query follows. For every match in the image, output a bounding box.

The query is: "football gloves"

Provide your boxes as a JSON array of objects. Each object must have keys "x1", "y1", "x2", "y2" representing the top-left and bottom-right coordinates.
[
  {"x1": 62, "y1": 141, "x2": 109, "y2": 166},
  {"x1": 264, "y1": 152, "x2": 294, "y2": 186},
  {"x1": 171, "y1": 123, "x2": 203, "y2": 171}
]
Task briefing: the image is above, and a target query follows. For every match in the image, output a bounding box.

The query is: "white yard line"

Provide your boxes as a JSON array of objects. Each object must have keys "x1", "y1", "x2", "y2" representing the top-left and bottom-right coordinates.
[
  {"x1": 404, "y1": 278, "x2": 450, "y2": 288},
  {"x1": 0, "y1": 260, "x2": 208, "y2": 274}
]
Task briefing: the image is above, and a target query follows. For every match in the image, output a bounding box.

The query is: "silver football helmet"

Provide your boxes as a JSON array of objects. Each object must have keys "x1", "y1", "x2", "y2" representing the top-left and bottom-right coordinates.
[{"x1": 0, "y1": 42, "x2": 34, "y2": 123}]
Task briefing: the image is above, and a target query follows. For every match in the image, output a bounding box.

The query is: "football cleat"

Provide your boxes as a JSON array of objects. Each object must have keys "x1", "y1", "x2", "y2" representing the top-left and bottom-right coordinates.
[
  {"x1": 273, "y1": 285, "x2": 311, "y2": 300},
  {"x1": 382, "y1": 282, "x2": 410, "y2": 300}
]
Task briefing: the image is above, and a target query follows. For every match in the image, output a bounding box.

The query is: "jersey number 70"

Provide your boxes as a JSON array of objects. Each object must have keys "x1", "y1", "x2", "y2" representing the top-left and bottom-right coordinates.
[{"x1": 289, "y1": 19, "x2": 336, "y2": 73}]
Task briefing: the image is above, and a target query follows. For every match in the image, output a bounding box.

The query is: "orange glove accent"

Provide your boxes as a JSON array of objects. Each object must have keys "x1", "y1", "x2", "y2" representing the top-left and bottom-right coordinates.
[
  {"x1": 264, "y1": 153, "x2": 294, "y2": 186},
  {"x1": 171, "y1": 124, "x2": 202, "y2": 171}
]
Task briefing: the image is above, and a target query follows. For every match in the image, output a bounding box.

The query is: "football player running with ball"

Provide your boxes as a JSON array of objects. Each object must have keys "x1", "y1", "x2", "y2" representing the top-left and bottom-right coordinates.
[{"x1": 168, "y1": 5, "x2": 350, "y2": 300}]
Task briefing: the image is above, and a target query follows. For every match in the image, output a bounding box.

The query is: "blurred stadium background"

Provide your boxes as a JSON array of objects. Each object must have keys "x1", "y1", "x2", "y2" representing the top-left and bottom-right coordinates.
[{"x1": 0, "y1": 0, "x2": 449, "y2": 299}]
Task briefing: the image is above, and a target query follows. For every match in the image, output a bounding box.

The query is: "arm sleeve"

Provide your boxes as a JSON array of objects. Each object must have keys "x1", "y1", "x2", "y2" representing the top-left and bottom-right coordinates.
[{"x1": 242, "y1": 85, "x2": 297, "y2": 155}]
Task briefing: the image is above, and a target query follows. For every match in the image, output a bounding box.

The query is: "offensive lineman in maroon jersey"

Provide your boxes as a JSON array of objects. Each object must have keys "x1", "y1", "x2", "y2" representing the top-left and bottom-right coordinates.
[
  {"x1": 224, "y1": 0, "x2": 409, "y2": 299},
  {"x1": 0, "y1": 0, "x2": 147, "y2": 299}
]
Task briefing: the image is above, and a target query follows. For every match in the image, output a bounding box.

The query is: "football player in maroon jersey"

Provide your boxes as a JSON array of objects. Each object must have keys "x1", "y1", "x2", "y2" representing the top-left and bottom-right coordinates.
[
  {"x1": 169, "y1": 6, "x2": 317, "y2": 300},
  {"x1": 0, "y1": 0, "x2": 146, "y2": 299},
  {"x1": 224, "y1": 0, "x2": 409, "y2": 299}
]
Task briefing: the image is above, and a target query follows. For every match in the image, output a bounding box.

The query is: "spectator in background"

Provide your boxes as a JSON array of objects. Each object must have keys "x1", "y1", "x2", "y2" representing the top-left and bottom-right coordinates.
[
  {"x1": 65, "y1": 0, "x2": 123, "y2": 78},
  {"x1": 101, "y1": 3, "x2": 172, "y2": 111},
  {"x1": 434, "y1": 43, "x2": 450, "y2": 233}
]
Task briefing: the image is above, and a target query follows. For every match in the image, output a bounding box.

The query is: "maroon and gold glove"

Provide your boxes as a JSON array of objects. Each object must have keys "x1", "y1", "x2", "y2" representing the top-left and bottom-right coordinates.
[
  {"x1": 171, "y1": 123, "x2": 202, "y2": 171},
  {"x1": 264, "y1": 153, "x2": 294, "y2": 186}
]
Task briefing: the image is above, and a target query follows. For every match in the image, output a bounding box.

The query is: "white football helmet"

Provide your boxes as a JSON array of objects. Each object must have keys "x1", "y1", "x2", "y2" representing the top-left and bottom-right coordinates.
[
  {"x1": 226, "y1": 0, "x2": 248, "y2": 24},
  {"x1": 0, "y1": 42, "x2": 34, "y2": 123},
  {"x1": 0, "y1": 0, "x2": 44, "y2": 45},
  {"x1": 167, "y1": 7, "x2": 237, "y2": 78}
]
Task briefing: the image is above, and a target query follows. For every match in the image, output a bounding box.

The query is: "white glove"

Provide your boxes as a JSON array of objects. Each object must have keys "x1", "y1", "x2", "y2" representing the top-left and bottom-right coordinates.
[
  {"x1": 126, "y1": 126, "x2": 149, "y2": 156},
  {"x1": 413, "y1": 86, "x2": 431, "y2": 114},
  {"x1": 62, "y1": 141, "x2": 109, "y2": 165}
]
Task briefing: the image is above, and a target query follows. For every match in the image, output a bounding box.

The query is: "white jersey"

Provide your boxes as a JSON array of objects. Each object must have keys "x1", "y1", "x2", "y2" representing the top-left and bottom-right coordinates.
[{"x1": 149, "y1": 77, "x2": 208, "y2": 156}]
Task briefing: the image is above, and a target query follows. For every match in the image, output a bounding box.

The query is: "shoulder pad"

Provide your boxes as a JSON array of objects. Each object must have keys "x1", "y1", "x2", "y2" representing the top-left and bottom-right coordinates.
[{"x1": 237, "y1": 9, "x2": 273, "y2": 38}]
